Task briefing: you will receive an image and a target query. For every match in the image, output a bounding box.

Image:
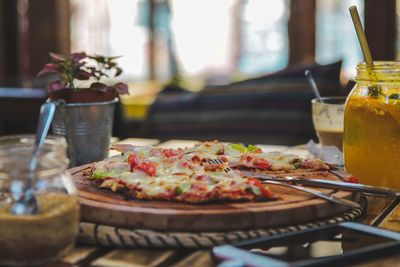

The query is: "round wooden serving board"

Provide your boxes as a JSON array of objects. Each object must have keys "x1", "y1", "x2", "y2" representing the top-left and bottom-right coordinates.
[{"x1": 70, "y1": 165, "x2": 360, "y2": 231}]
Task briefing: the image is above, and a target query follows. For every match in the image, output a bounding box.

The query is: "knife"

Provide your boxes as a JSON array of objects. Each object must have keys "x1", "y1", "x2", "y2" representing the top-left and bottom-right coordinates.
[{"x1": 239, "y1": 170, "x2": 400, "y2": 197}]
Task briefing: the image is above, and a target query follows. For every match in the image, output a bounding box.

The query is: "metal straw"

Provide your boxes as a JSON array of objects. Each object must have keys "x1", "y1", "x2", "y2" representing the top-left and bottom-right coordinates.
[
  {"x1": 305, "y1": 70, "x2": 323, "y2": 102},
  {"x1": 349, "y1": 6, "x2": 374, "y2": 69}
]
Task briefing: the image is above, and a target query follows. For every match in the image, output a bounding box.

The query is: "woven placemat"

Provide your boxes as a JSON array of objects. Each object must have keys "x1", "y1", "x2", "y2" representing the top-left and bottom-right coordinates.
[{"x1": 77, "y1": 195, "x2": 367, "y2": 249}]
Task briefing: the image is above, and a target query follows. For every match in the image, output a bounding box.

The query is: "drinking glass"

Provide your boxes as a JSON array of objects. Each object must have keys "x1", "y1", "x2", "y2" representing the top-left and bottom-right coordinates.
[
  {"x1": 0, "y1": 135, "x2": 79, "y2": 266},
  {"x1": 311, "y1": 96, "x2": 346, "y2": 150}
]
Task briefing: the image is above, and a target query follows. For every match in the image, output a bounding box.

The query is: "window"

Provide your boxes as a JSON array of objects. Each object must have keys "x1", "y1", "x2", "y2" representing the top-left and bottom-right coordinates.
[
  {"x1": 70, "y1": 0, "x2": 148, "y2": 80},
  {"x1": 70, "y1": 0, "x2": 291, "y2": 85},
  {"x1": 239, "y1": 0, "x2": 290, "y2": 75},
  {"x1": 69, "y1": 0, "x2": 375, "y2": 84},
  {"x1": 170, "y1": 0, "x2": 290, "y2": 79},
  {"x1": 170, "y1": 0, "x2": 237, "y2": 79},
  {"x1": 316, "y1": 0, "x2": 364, "y2": 78}
]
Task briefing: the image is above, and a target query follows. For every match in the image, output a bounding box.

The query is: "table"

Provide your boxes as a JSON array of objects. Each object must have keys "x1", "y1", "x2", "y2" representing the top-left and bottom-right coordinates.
[{"x1": 53, "y1": 139, "x2": 400, "y2": 267}]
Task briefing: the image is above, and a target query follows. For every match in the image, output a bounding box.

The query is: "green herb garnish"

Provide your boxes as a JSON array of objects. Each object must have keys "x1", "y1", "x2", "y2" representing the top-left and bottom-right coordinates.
[
  {"x1": 294, "y1": 162, "x2": 302, "y2": 169},
  {"x1": 175, "y1": 186, "x2": 183, "y2": 196},
  {"x1": 368, "y1": 85, "x2": 383, "y2": 98},
  {"x1": 92, "y1": 169, "x2": 124, "y2": 179},
  {"x1": 227, "y1": 143, "x2": 248, "y2": 153},
  {"x1": 248, "y1": 144, "x2": 260, "y2": 152}
]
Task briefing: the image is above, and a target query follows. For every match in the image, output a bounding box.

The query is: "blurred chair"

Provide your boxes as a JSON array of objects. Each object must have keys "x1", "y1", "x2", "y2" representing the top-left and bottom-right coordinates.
[{"x1": 145, "y1": 61, "x2": 343, "y2": 145}]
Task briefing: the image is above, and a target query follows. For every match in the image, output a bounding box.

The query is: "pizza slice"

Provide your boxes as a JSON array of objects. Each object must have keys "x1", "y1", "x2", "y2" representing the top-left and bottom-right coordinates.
[
  {"x1": 88, "y1": 141, "x2": 341, "y2": 203},
  {"x1": 223, "y1": 143, "x2": 331, "y2": 174},
  {"x1": 89, "y1": 144, "x2": 275, "y2": 203}
]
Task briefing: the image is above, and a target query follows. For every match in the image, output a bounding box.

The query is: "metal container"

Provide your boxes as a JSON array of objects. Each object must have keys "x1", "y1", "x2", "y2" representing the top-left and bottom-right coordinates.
[{"x1": 52, "y1": 98, "x2": 117, "y2": 167}]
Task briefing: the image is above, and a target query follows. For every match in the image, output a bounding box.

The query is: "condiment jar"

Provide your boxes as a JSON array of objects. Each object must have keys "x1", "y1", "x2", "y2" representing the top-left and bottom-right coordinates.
[
  {"x1": 343, "y1": 61, "x2": 400, "y2": 189},
  {"x1": 0, "y1": 135, "x2": 79, "y2": 266}
]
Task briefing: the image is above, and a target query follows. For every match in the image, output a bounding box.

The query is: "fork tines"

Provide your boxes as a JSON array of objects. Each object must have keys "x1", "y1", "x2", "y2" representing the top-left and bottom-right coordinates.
[{"x1": 208, "y1": 158, "x2": 231, "y2": 173}]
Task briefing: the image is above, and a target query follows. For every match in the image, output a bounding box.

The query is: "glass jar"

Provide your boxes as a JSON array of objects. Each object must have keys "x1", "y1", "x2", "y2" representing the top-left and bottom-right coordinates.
[
  {"x1": 343, "y1": 61, "x2": 400, "y2": 189},
  {"x1": 0, "y1": 135, "x2": 79, "y2": 266}
]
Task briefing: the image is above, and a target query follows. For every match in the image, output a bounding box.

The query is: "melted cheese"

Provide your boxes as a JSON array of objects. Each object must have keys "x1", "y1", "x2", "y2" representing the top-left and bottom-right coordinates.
[{"x1": 93, "y1": 142, "x2": 327, "y2": 200}]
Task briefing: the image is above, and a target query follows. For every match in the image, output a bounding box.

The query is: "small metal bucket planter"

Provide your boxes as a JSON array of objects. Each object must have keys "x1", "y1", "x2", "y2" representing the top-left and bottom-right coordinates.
[{"x1": 52, "y1": 98, "x2": 117, "y2": 167}]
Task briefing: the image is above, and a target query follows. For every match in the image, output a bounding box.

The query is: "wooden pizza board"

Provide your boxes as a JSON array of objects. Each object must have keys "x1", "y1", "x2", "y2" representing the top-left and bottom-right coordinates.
[{"x1": 70, "y1": 165, "x2": 360, "y2": 232}]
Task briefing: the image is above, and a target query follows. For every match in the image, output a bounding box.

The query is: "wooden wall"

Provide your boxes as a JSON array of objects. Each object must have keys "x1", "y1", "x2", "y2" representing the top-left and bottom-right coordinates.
[
  {"x1": 364, "y1": 0, "x2": 396, "y2": 61},
  {"x1": 288, "y1": 0, "x2": 316, "y2": 64},
  {"x1": 0, "y1": 0, "x2": 20, "y2": 86},
  {"x1": 0, "y1": 0, "x2": 70, "y2": 86}
]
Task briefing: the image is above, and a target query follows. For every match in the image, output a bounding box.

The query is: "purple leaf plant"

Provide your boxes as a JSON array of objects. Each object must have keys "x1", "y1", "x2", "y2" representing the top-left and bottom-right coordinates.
[{"x1": 38, "y1": 52, "x2": 129, "y2": 95}]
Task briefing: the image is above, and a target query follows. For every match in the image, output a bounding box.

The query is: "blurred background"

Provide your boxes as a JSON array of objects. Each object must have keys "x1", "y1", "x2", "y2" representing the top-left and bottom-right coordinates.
[{"x1": 0, "y1": 0, "x2": 397, "y2": 144}]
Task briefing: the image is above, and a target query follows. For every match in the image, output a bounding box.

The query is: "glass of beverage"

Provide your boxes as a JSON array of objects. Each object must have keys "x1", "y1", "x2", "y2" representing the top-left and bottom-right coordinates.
[
  {"x1": 311, "y1": 96, "x2": 346, "y2": 150},
  {"x1": 0, "y1": 135, "x2": 79, "y2": 266},
  {"x1": 344, "y1": 61, "x2": 400, "y2": 189}
]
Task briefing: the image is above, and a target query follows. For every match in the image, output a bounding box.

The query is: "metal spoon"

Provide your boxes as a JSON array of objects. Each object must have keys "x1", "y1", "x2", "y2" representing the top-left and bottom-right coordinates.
[{"x1": 10, "y1": 101, "x2": 56, "y2": 215}]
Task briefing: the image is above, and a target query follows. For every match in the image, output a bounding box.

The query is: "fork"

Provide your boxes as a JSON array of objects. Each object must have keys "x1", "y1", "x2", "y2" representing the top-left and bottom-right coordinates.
[
  {"x1": 207, "y1": 158, "x2": 359, "y2": 208},
  {"x1": 208, "y1": 158, "x2": 231, "y2": 173}
]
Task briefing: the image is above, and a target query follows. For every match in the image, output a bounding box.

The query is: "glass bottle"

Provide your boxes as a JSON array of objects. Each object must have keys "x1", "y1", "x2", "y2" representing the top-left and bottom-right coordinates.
[
  {"x1": 0, "y1": 135, "x2": 79, "y2": 266},
  {"x1": 343, "y1": 61, "x2": 400, "y2": 189}
]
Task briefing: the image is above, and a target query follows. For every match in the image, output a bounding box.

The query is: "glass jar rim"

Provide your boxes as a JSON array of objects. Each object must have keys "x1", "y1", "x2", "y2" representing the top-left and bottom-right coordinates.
[
  {"x1": 356, "y1": 61, "x2": 400, "y2": 83},
  {"x1": 0, "y1": 135, "x2": 69, "y2": 179},
  {"x1": 311, "y1": 96, "x2": 347, "y2": 105},
  {"x1": 356, "y1": 61, "x2": 400, "y2": 71},
  {"x1": 0, "y1": 134, "x2": 65, "y2": 143},
  {"x1": 0, "y1": 134, "x2": 66, "y2": 153}
]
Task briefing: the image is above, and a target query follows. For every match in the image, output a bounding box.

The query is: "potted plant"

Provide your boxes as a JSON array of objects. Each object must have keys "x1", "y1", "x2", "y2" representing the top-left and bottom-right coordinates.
[{"x1": 38, "y1": 52, "x2": 129, "y2": 167}]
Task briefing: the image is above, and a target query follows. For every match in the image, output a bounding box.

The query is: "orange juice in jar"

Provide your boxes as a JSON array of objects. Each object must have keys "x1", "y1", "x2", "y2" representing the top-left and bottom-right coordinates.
[{"x1": 344, "y1": 62, "x2": 400, "y2": 189}]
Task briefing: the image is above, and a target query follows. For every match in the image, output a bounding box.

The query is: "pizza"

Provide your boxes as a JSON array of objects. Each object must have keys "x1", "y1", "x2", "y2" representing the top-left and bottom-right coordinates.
[{"x1": 88, "y1": 141, "x2": 338, "y2": 204}]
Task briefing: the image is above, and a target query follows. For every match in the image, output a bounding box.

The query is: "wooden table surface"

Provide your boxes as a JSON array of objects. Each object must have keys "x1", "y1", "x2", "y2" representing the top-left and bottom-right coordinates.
[{"x1": 50, "y1": 139, "x2": 400, "y2": 267}]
